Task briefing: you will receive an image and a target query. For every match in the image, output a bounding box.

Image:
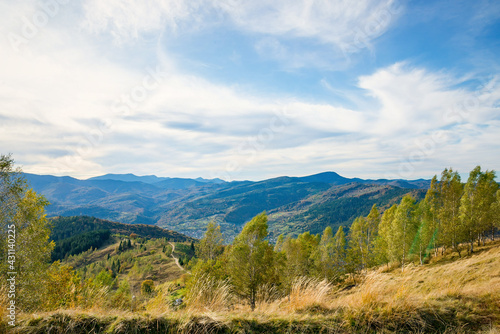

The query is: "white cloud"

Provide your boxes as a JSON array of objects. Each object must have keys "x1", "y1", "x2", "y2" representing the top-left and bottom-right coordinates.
[
  {"x1": 1, "y1": 1, "x2": 499, "y2": 181},
  {"x1": 81, "y1": 0, "x2": 199, "y2": 43},
  {"x1": 80, "y1": 0, "x2": 404, "y2": 68},
  {"x1": 218, "y1": 0, "x2": 401, "y2": 46}
]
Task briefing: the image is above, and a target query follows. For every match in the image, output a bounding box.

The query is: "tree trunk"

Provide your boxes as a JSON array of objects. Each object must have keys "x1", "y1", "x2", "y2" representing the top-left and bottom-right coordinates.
[{"x1": 251, "y1": 290, "x2": 256, "y2": 311}]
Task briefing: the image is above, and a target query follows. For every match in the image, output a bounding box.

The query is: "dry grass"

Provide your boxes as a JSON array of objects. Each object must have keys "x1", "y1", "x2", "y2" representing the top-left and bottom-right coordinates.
[
  {"x1": 11, "y1": 240, "x2": 500, "y2": 333},
  {"x1": 287, "y1": 276, "x2": 333, "y2": 312},
  {"x1": 185, "y1": 274, "x2": 234, "y2": 312},
  {"x1": 143, "y1": 281, "x2": 176, "y2": 314}
]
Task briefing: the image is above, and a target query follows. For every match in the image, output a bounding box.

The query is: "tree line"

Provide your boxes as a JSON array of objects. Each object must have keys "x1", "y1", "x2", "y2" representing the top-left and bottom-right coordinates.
[
  {"x1": 189, "y1": 166, "x2": 499, "y2": 310},
  {"x1": 51, "y1": 229, "x2": 111, "y2": 261}
]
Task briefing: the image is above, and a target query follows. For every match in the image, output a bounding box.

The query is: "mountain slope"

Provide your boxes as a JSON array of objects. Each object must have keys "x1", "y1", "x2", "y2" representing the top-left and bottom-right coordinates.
[
  {"x1": 50, "y1": 216, "x2": 196, "y2": 242},
  {"x1": 24, "y1": 172, "x2": 430, "y2": 240}
]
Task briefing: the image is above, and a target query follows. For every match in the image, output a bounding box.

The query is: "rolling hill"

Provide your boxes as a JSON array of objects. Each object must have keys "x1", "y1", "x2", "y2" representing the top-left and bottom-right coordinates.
[{"x1": 25, "y1": 172, "x2": 429, "y2": 240}]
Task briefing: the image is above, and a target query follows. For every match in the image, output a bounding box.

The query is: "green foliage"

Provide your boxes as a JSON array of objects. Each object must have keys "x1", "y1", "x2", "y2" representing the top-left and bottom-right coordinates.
[
  {"x1": 438, "y1": 168, "x2": 464, "y2": 256},
  {"x1": 111, "y1": 279, "x2": 132, "y2": 309},
  {"x1": 228, "y1": 212, "x2": 275, "y2": 310},
  {"x1": 141, "y1": 279, "x2": 155, "y2": 295},
  {"x1": 50, "y1": 215, "x2": 195, "y2": 242},
  {"x1": 460, "y1": 166, "x2": 498, "y2": 254},
  {"x1": 347, "y1": 204, "x2": 380, "y2": 273},
  {"x1": 94, "y1": 269, "x2": 115, "y2": 288},
  {"x1": 282, "y1": 185, "x2": 425, "y2": 236},
  {"x1": 196, "y1": 221, "x2": 224, "y2": 261},
  {"x1": 391, "y1": 195, "x2": 418, "y2": 269},
  {"x1": 315, "y1": 226, "x2": 346, "y2": 282},
  {"x1": 0, "y1": 154, "x2": 54, "y2": 311},
  {"x1": 374, "y1": 204, "x2": 396, "y2": 266},
  {"x1": 52, "y1": 229, "x2": 111, "y2": 261}
]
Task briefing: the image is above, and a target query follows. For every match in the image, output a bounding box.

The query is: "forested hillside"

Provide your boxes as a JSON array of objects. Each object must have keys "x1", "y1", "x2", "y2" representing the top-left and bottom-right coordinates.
[
  {"x1": 25, "y1": 172, "x2": 429, "y2": 240},
  {"x1": 50, "y1": 215, "x2": 196, "y2": 242}
]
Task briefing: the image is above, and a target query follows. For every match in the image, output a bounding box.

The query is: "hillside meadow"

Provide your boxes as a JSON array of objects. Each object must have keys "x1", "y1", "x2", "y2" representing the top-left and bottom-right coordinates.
[{"x1": 5, "y1": 239, "x2": 500, "y2": 334}]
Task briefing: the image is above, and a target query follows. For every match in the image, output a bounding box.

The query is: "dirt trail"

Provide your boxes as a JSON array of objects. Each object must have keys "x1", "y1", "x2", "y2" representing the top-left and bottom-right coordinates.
[{"x1": 169, "y1": 242, "x2": 186, "y2": 272}]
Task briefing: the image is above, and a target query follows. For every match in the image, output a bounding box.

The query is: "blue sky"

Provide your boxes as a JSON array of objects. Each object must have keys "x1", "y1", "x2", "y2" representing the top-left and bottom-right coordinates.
[{"x1": 1, "y1": 0, "x2": 499, "y2": 181}]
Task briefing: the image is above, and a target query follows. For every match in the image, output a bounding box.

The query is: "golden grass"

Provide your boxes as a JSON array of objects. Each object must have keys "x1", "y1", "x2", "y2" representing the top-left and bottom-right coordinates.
[
  {"x1": 185, "y1": 274, "x2": 234, "y2": 312},
  {"x1": 11, "y1": 240, "x2": 500, "y2": 333},
  {"x1": 287, "y1": 276, "x2": 332, "y2": 312}
]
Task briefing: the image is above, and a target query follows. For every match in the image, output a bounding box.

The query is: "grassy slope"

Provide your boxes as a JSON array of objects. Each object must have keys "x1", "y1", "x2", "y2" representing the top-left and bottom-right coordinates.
[
  {"x1": 63, "y1": 237, "x2": 192, "y2": 296},
  {"x1": 13, "y1": 240, "x2": 500, "y2": 333}
]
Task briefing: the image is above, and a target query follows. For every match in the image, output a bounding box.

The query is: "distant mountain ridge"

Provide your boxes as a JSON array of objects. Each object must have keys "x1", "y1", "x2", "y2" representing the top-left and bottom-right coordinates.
[
  {"x1": 87, "y1": 173, "x2": 225, "y2": 186},
  {"x1": 298, "y1": 171, "x2": 429, "y2": 189},
  {"x1": 23, "y1": 172, "x2": 430, "y2": 240}
]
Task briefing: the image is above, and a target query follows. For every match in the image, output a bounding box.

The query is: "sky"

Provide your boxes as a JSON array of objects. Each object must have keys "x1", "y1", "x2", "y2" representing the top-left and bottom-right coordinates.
[{"x1": 1, "y1": 0, "x2": 499, "y2": 181}]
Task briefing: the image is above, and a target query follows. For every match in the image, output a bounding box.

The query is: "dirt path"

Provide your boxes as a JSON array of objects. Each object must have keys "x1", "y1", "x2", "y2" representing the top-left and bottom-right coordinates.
[{"x1": 169, "y1": 242, "x2": 186, "y2": 272}]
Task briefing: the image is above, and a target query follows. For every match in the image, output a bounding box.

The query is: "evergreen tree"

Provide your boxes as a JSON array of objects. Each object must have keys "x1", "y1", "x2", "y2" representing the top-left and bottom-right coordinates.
[{"x1": 228, "y1": 212, "x2": 274, "y2": 311}]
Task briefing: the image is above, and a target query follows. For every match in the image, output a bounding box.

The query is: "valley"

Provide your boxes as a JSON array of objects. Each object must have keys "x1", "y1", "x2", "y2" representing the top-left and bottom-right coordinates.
[{"x1": 25, "y1": 172, "x2": 428, "y2": 240}]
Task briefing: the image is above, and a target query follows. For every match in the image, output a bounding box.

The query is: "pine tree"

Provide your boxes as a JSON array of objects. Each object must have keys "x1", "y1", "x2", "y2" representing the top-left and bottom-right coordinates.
[{"x1": 228, "y1": 212, "x2": 274, "y2": 311}]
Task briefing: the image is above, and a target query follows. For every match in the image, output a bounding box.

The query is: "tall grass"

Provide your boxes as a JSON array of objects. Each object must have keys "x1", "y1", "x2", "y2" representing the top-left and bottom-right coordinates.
[
  {"x1": 12, "y1": 241, "x2": 500, "y2": 333},
  {"x1": 185, "y1": 274, "x2": 233, "y2": 312},
  {"x1": 287, "y1": 276, "x2": 332, "y2": 312}
]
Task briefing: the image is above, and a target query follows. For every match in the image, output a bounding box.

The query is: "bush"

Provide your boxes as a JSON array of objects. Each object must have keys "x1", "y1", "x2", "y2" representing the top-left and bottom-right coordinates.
[{"x1": 141, "y1": 280, "x2": 155, "y2": 296}]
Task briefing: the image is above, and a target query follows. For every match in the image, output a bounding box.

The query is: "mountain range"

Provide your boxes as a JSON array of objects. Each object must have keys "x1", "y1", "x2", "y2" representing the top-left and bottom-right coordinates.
[{"x1": 24, "y1": 172, "x2": 430, "y2": 240}]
